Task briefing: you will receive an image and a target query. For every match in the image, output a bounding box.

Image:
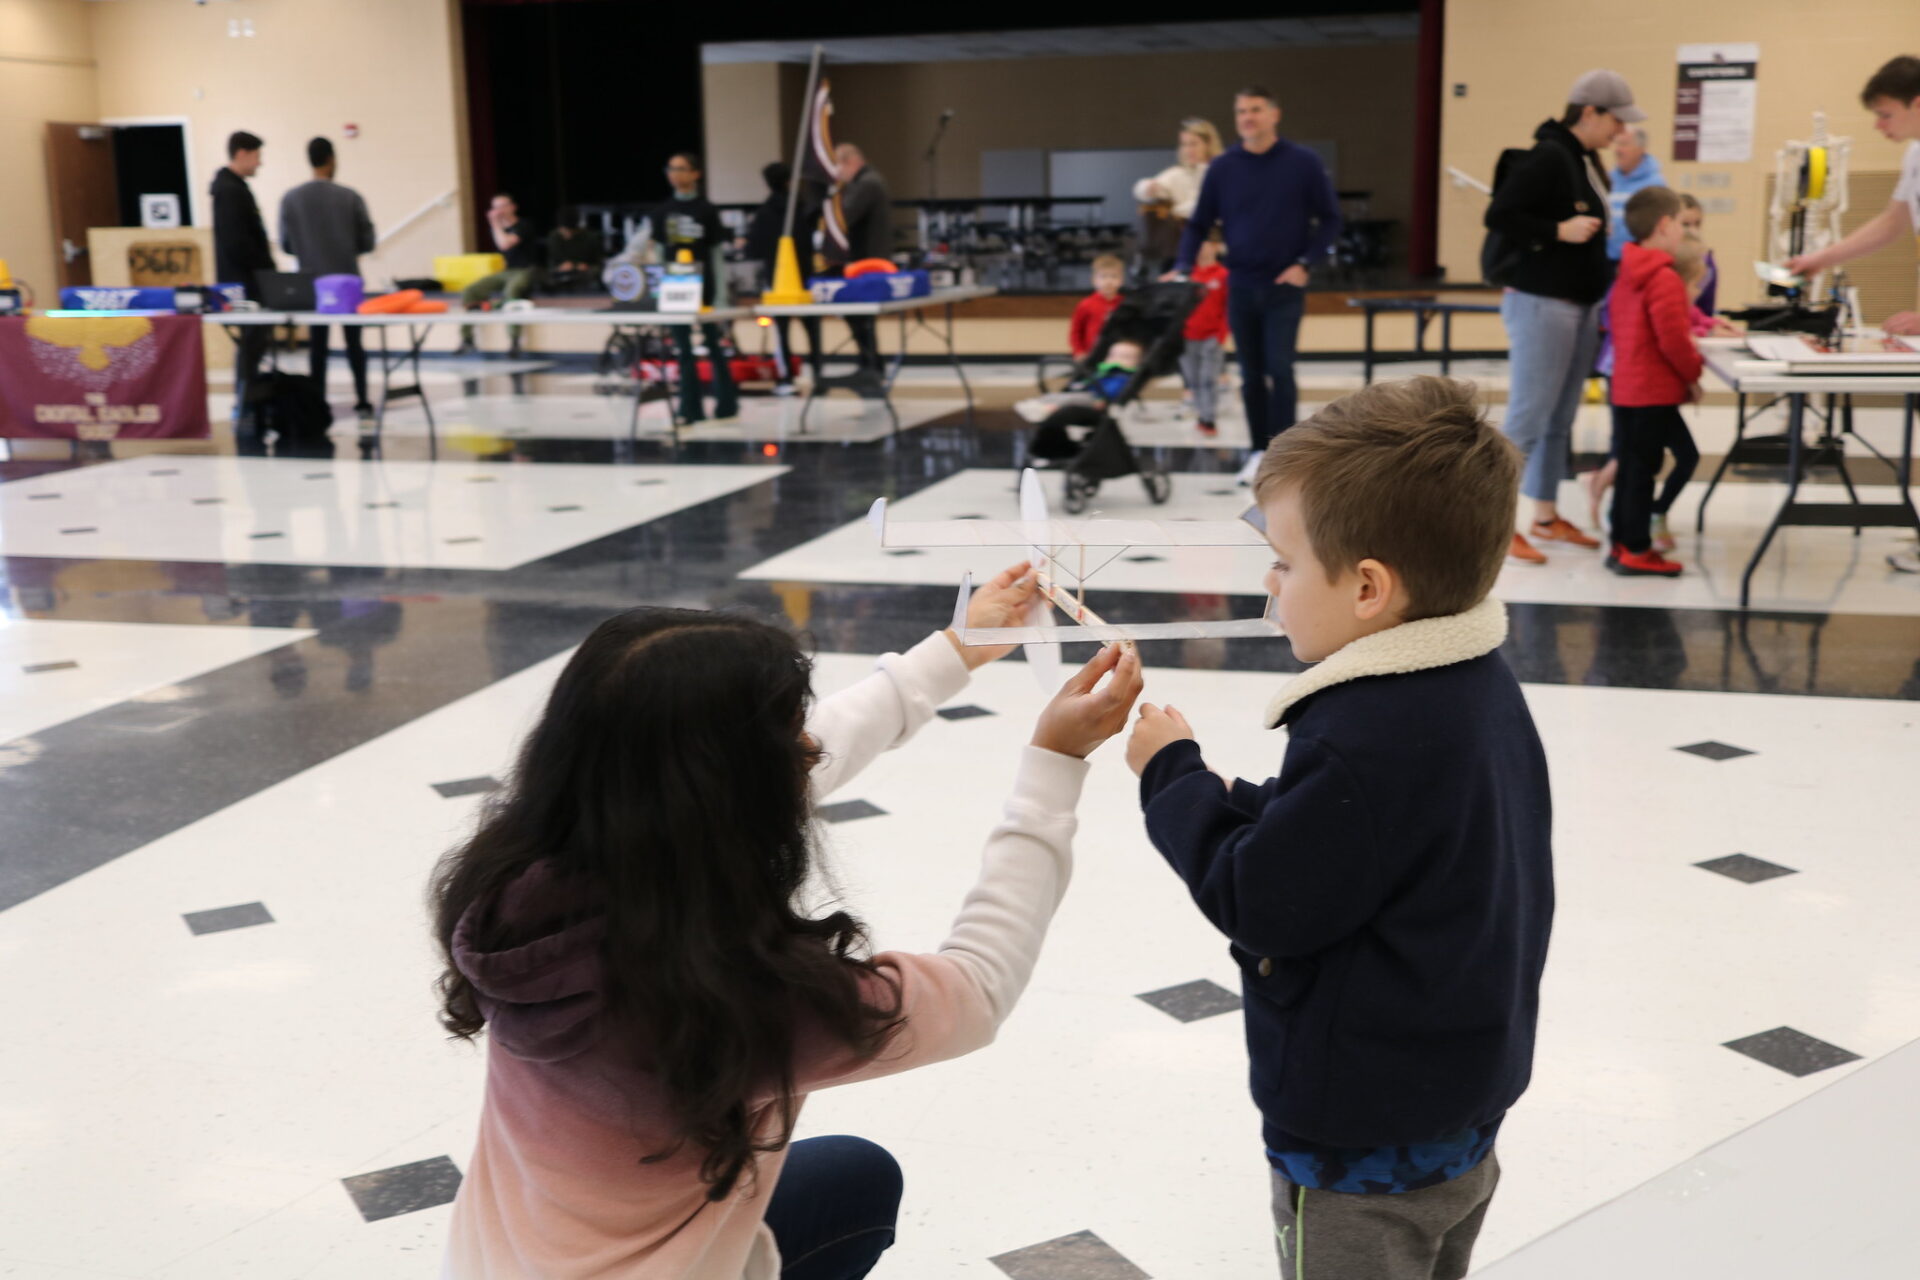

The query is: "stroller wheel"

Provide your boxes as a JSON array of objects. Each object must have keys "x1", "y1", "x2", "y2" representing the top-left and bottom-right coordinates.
[
  {"x1": 1141, "y1": 468, "x2": 1172, "y2": 505},
  {"x1": 1062, "y1": 471, "x2": 1097, "y2": 514}
]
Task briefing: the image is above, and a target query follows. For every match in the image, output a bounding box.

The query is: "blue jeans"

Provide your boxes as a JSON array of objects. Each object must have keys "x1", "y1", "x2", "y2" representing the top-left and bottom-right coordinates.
[
  {"x1": 763, "y1": 1135, "x2": 902, "y2": 1280},
  {"x1": 1227, "y1": 277, "x2": 1307, "y2": 451},
  {"x1": 1498, "y1": 290, "x2": 1603, "y2": 504}
]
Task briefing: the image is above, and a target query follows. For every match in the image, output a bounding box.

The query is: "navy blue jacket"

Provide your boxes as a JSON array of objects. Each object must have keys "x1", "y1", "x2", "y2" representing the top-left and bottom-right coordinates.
[
  {"x1": 1139, "y1": 625, "x2": 1553, "y2": 1151},
  {"x1": 1176, "y1": 139, "x2": 1341, "y2": 281}
]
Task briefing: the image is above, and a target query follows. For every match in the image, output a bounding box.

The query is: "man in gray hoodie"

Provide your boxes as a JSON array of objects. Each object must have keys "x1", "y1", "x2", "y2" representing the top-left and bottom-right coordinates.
[{"x1": 280, "y1": 137, "x2": 376, "y2": 421}]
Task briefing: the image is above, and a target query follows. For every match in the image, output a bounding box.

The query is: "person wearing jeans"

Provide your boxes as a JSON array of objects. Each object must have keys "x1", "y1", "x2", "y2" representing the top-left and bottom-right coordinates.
[
  {"x1": 1173, "y1": 85, "x2": 1340, "y2": 478},
  {"x1": 1484, "y1": 69, "x2": 1644, "y2": 562},
  {"x1": 761, "y1": 1136, "x2": 903, "y2": 1280}
]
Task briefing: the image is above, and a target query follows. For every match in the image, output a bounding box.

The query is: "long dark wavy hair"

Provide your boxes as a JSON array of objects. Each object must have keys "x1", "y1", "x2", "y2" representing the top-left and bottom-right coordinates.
[{"x1": 430, "y1": 608, "x2": 903, "y2": 1198}]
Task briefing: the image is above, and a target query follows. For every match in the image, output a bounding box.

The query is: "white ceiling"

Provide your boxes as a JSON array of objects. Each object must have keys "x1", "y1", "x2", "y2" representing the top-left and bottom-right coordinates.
[{"x1": 701, "y1": 17, "x2": 1419, "y2": 65}]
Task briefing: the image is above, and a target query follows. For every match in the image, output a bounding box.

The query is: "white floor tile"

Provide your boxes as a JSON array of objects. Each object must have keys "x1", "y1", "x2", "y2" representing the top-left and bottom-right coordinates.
[
  {"x1": 0, "y1": 618, "x2": 313, "y2": 744},
  {"x1": 0, "y1": 457, "x2": 785, "y2": 571},
  {"x1": 740, "y1": 467, "x2": 1920, "y2": 617}
]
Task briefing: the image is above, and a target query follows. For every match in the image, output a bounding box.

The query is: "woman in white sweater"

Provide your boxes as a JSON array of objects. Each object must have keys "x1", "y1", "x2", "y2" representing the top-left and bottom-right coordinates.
[{"x1": 1133, "y1": 117, "x2": 1223, "y2": 219}]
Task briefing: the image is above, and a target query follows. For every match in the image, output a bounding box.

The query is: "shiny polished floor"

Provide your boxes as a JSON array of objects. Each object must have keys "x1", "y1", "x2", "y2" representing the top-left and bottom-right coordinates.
[{"x1": 1, "y1": 367, "x2": 1917, "y2": 1277}]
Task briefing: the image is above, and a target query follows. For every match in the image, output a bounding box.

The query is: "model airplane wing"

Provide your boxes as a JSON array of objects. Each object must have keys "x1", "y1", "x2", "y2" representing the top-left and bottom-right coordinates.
[{"x1": 947, "y1": 572, "x2": 1281, "y2": 644}]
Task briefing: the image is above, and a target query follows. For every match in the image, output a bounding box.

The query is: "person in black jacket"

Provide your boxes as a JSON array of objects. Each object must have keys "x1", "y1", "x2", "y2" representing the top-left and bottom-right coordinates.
[
  {"x1": 1484, "y1": 70, "x2": 1644, "y2": 565},
  {"x1": 211, "y1": 130, "x2": 275, "y2": 435},
  {"x1": 1126, "y1": 377, "x2": 1552, "y2": 1280},
  {"x1": 741, "y1": 161, "x2": 823, "y2": 390},
  {"x1": 824, "y1": 143, "x2": 892, "y2": 375},
  {"x1": 646, "y1": 152, "x2": 739, "y2": 423}
]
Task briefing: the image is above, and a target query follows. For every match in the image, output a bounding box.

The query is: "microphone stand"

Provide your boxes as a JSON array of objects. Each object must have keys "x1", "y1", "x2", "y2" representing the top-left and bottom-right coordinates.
[{"x1": 924, "y1": 109, "x2": 954, "y2": 202}]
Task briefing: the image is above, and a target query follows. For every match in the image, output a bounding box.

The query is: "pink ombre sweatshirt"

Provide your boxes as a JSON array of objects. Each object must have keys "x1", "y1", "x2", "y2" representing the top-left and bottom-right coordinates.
[{"x1": 442, "y1": 633, "x2": 1088, "y2": 1278}]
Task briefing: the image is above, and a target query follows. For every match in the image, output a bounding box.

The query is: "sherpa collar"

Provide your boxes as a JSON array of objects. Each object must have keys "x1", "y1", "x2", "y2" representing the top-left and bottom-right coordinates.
[{"x1": 1263, "y1": 597, "x2": 1509, "y2": 729}]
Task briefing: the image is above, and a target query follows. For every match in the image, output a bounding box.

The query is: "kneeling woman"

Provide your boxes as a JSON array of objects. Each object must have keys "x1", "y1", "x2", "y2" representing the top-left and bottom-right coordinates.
[{"x1": 432, "y1": 565, "x2": 1142, "y2": 1279}]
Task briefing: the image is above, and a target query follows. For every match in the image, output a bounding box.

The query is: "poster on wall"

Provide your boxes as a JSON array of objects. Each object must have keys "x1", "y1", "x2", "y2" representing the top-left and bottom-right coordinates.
[
  {"x1": 0, "y1": 314, "x2": 210, "y2": 440},
  {"x1": 1673, "y1": 43, "x2": 1759, "y2": 163}
]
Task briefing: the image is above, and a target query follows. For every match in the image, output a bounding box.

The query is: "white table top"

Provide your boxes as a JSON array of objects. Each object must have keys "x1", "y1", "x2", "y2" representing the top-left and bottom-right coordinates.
[
  {"x1": 1702, "y1": 337, "x2": 1920, "y2": 396},
  {"x1": 754, "y1": 284, "x2": 998, "y2": 317},
  {"x1": 207, "y1": 305, "x2": 754, "y2": 328}
]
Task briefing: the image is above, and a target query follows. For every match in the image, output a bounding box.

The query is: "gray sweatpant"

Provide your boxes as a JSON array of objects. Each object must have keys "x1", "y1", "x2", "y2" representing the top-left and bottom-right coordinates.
[
  {"x1": 1179, "y1": 336, "x2": 1225, "y2": 424},
  {"x1": 1272, "y1": 1150, "x2": 1499, "y2": 1280}
]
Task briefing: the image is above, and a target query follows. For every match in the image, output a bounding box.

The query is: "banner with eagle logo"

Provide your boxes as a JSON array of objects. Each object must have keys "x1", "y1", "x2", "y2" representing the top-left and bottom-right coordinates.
[{"x1": 0, "y1": 314, "x2": 210, "y2": 439}]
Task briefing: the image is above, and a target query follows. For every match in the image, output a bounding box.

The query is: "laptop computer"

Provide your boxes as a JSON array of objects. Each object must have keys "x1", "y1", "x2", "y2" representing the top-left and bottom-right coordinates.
[{"x1": 253, "y1": 270, "x2": 317, "y2": 311}]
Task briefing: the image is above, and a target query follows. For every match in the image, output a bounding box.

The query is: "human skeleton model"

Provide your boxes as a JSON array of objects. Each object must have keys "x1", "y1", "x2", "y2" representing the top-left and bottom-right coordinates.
[
  {"x1": 1766, "y1": 112, "x2": 1853, "y2": 306},
  {"x1": 868, "y1": 469, "x2": 1282, "y2": 689}
]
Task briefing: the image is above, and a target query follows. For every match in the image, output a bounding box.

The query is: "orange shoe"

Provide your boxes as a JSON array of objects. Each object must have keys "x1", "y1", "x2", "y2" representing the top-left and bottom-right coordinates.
[
  {"x1": 1531, "y1": 516, "x2": 1601, "y2": 550},
  {"x1": 1508, "y1": 532, "x2": 1547, "y2": 565},
  {"x1": 1606, "y1": 544, "x2": 1683, "y2": 577}
]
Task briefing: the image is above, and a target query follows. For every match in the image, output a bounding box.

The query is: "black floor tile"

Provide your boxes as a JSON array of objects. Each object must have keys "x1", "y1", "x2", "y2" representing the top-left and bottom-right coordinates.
[
  {"x1": 432, "y1": 776, "x2": 501, "y2": 799},
  {"x1": 937, "y1": 704, "x2": 995, "y2": 721},
  {"x1": 1676, "y1": 741, "x2": 1756, "y2": 762},
  {"x1": 818, "y1": 799, "x2": 886, "y2": 823},
  {"x1": 1136, "y1": 979, "x2": 1242, "y2": 1023},
  {"x1": 22, "y1": 661, "x2": 79, "y2": 674},
  {"x1": 59, "y1": 527, "x2": 97, "y2": 535},
  {"x1": 1696, "y1": 853, "x2": 1798, "y2": 883},
  {"x1": 1723, "y1": 1026, "x2": 1862, "y2": 1077},
  {"x1": 183, "y1": 902, "x2": 275, "y2": 935},
  {"x1": 991, "y1": 1229, "x2": 1151, "y2": 1279},
  {"x1": 341, "y1": 1156, "x2": 463, "y2": 1223}
]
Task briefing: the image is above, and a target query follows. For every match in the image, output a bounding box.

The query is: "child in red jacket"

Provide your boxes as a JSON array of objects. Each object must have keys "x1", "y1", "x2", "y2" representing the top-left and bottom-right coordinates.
[
  {"x1": 1069, "y1": 255, "x2": 1127, "y2": 363},
  {"x1": 1181, "y1": 234, "x2": 1231, "y2": 435},
  {"x1": 1607, "y1": 186, "x2": 1702, "y2": 577}
]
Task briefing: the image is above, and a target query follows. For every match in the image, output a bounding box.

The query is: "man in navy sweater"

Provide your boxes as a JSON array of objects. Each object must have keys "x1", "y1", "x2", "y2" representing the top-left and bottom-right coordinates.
[
  {"x1": 1175, "y1": 87, "x2": 1341, "y2": 479},
  {"x1": 1127, "y1": 377, "x2": 1553, "y2": 1280}
]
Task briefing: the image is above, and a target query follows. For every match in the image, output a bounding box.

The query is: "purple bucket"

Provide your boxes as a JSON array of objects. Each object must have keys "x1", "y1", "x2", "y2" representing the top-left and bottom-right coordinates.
[{"x1": 314, "y1": 274, "x2": 365, "y2": 314}]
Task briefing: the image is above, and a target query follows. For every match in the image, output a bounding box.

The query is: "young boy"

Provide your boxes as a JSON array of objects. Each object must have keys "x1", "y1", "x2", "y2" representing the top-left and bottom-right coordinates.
[
  {"x1": 1070, "y1": 255, "x2": 1127, "y2": 364},
  {"x1": 1126, "y1": 376, "x2": 1553, "y2": 1280},
  {"x1": 1025, "y1": 339, "x2": 1143, "y2": 459},
  {"x1": 1608, "y1": 185, "x2": 1702, "y2": 577},
  {"x1": 1182, "y1": 234, "x2": 1231, "y2": 436}
]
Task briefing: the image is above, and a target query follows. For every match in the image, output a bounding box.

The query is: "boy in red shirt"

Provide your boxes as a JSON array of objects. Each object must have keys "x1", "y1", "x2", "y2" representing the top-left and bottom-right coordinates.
[
  {"x1": 1607, "y1": 185, "x2": 1702, "y2": 577},
  {"x1": 1181, "y1": 234, "x2": 1231, "y2": 435},
  {"x1": 1070, "y1": 255, "x2": 1127, "y2": 363}
]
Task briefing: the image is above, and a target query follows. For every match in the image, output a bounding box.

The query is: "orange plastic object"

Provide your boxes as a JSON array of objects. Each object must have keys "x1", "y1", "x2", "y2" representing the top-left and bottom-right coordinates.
[
  {"x1": 403, "y1": 300, "x2": 449, "y2": 313},
  {"x1": 357, "y1": 289, "x2": 424, "y2": 314},
  {"x1": 844, "y1": 258, "x2": 898, "y2": 278}
]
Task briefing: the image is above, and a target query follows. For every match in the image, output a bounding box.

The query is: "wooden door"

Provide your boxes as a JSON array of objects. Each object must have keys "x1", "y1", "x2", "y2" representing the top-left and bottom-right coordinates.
[{"x1": 44, "y1": 123, "x2": 122, "y2": 289}]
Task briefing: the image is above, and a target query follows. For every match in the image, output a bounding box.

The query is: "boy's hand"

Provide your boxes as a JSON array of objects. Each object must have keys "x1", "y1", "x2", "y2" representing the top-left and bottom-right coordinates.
[
  {"x1": 1126, "y1": 703, "x2": 1196, "y2": 776},
  {"x1": 1031, "y1": 645, "x2": 1144, "y2": 759},
  {"x1": 945, "y1": 561, "x2": 1038, "y2": 670}
]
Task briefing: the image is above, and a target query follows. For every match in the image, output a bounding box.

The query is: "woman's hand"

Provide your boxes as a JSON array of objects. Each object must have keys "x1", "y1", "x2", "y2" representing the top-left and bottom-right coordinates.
[
  {"x1": 945, "y1": 561, "x2": 1039, "y2": 670},
  {"x1": 1126, "y1": 703, "x2": 1196, "y2": 776},
  {"x1": 1031, "y1": 645, "x2": 1144, "y2": 759}
]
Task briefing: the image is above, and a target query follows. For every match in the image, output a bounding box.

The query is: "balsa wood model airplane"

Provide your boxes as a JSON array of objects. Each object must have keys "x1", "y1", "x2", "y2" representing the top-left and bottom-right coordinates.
[{"x1": 867, "y1": 469, "x2": 1283, "y2": 688}]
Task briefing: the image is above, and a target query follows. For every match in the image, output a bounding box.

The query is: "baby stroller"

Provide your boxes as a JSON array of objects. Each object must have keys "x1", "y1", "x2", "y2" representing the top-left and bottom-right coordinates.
[{"x1": 1028, "y1": 281, "x2": 1201, "y2": 513}]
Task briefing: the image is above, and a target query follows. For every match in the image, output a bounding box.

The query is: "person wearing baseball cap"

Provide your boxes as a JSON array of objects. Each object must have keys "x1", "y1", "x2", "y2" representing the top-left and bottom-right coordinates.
[{"x1": 1484, "y1": 70, "x2": 1641, "y2": 565}]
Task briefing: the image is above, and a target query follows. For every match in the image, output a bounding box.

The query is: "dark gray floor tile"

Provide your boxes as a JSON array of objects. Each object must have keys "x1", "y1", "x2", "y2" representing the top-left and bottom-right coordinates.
[
  {"x1": 444, "y1": 536, "x2": 482, "y2": 545},
  {"x1": 937, "y1": 704, "x2": 995, "y2": 721},
  {"x1": 1676, "y1": 741, "x2": 1756, "y2": 761},
  {"x1": 466, "y1": 475, "x2": 498, "y2": 483},
  {"x1": 1723, "y1": 1026, "x2": 1862, "y2": 1077},
  {"x1": 183, "y1": 902, "x2": 275, "y2": 935},
  {"x1": 365, "y1": 501, "x2": 400, "y2": 509},
  {"x1": 59, "y1": 527, "x2": 97, "y2": 534},
  {"x1": 26, "y1": 493, "x2": 60, "y2": 501},
  {"x1": 22, "y1": 661, "x2": 79, "y2": 674},
  {"x1": 634, "y1": 478, "x2": 666, "y2": 486},
  {"x1": 432, "y1": 776, "x2": 501, "y2": 799},
  {"x1": 1696, "y1": 853, "x2": 1797, "y2": 884},
  {"x1": 147, "y1": 468, "x2": 179, "y2": 475},
  {"x1": 818, "y1": 799, "x2": 887, "y2": 823},
  {"x1": 342, "y1": 1156, "x2": 463, "y2": 1223},
  {"x1": 1123, "y1": 554, "x2": 1164, "y2": 563},
  {"x1": 884, "y1": 548, "x2": 925, "y2": 557},
  {"x1": 191, "y1": 497, "x2": 223, "y2": 505},
  {"x1": 1137, "y1": 978, "x2": 1242, "y2": 1023},
  {"x1": 249, "y1": 531, "x2": 285, "y2": 540},
  {"x1": 991, "y1": 1229, "x2": 1150, "y2": 1279},
  {"x1": 303, "y1": 473, "x2": 332, "y2": 480},
  {"x1": 548, "y1": 504, "x2": 583, "y2": 513}
]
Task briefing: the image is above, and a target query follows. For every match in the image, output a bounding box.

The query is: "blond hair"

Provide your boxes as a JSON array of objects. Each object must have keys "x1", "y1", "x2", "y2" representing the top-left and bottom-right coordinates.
[
  {"x1": 1253, "y1": 377, "x2": 1520, "y2": 621},
  {"x1": 1090, "y1": 255, "x2": 1126, "y2": 276},
  {"x1": 1179, "y1": 117, "x2": 1224, "y2": 161},
  {"x1": 1671, "y1": 235, "x2": 1708, "y2": 286}
]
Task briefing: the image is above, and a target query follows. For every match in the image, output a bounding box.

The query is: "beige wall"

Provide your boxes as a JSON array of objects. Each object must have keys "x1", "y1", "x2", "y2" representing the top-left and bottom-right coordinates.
[
  {"x1": 1440, "y1": 0, "x2": 1920, "y2": 315},
  {"x1": 0, "y1": 0, "x2": 98, "y2": 298},
  {"x1": 84, "y1": 0, "x2": 468, "y2": 285},
  {"x1": 707, "y1": 43, "x2": 1417, "y2": 231},
  {"x1": 703, "y1": 62, "x2": 786, "y2": 204}
]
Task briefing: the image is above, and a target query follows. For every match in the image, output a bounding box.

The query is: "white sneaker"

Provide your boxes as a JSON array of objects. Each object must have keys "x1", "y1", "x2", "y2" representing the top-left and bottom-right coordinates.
[
  {"x1": 1236, "y1": 453, "x2": 1262, "y2": 486},
  {"x1": 1888, "y1": 549, "x2": 1920, "y2": 574}
]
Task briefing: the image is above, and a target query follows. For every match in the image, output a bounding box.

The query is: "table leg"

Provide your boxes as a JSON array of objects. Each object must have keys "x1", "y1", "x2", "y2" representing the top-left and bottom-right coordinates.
[
  {"x1": 942, "y1": 300, "x2": 975, "y2": 423},
  {"x1": 1363, "y1": 307, "x2": 1376, "y2": 385},
  {"x1": 1741, "y1": 393, "x2": 1805, "y2": 608},
  {"x1": 1440, "y1": 309, "x2": 1455, "y2": 376},
  {"x1": 408, "y1": 324, "x2": 435, "y2": 461}
]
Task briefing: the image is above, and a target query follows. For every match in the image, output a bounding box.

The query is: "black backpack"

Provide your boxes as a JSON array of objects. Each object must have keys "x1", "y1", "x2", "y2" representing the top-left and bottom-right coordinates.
[
  {"x1": 1480, "y1": 143, "x2": 1587, "y2": 287},
  {"x1": 248, "y1": 371, "x2": 334, "y2": 447}
]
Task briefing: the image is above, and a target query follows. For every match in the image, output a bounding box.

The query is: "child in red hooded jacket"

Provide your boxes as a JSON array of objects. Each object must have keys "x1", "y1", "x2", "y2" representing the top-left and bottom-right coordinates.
[{"x1": 1606, "y1": 186, "x2": 1702, "y2": 577}]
